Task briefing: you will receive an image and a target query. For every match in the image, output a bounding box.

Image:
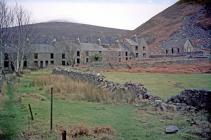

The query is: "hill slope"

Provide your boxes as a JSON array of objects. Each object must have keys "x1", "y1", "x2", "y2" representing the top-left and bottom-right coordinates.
[
  {"x1": 27, "y1": 22, "x2": 128, "y2": 44},
  {"x1": 130, "y1": 0, "x2": 211, "y2": 55}
]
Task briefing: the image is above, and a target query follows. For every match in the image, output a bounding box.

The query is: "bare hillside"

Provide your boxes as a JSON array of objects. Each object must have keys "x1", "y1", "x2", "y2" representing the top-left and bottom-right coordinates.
[
  {"x1": 129, "y1": 0, "x2": 211, "y2": 55},
  {"x1": 10, "y1": 21, "x2": 129, "y2": 44}
]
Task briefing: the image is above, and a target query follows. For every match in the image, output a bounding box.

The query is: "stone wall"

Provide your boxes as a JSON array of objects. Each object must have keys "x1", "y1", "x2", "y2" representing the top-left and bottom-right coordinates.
[
  {"x1": 52, "y1": 67, "x2": 211, "y2": 112},
  {"x1": 90, "y1": 57, "x2": 210, "y2": 69},
  {"x1": 167, "y1": 89, "x2": 211, "y2": 112},
  {"x1": 52, "y1": 67, "x2": 161, "y2": 103}
]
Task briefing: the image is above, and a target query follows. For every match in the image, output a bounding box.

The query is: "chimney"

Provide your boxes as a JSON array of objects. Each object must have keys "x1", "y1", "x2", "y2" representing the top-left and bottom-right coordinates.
[
  {"x1": 115, "y1": 39, "x2": 120, "y2": 46},
  {"x1": 52, "y1": 38, "x2": 57, "y2": 46},
  {"x1": 97, "y1": 38, "x2": 101, "y2": 46},
  {"x1": 76, "y1": 37, "x2": 80, "y2": 44},
  {"x1": 131, "y1": 34, "x2": 138, "y2": 43}
]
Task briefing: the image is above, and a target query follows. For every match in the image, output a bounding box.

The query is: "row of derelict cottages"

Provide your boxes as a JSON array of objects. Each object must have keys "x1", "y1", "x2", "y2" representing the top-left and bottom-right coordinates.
[
  {"x1": 0, "y1": 37, "x2": 150, "y2": 71},
  {"x1": 0, "y1": 36, "x2": 210, "y2": 71}
]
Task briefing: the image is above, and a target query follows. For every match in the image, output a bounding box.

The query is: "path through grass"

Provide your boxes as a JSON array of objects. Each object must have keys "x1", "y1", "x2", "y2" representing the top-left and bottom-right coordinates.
[{"x1": 0, "y1": 80, "x2": 27, "y2": 139}]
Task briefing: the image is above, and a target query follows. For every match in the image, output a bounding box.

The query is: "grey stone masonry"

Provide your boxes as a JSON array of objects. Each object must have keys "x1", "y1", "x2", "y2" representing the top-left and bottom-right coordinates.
[
  {"x1": 167, "y1": 89, "x2": 211, "y2": 112},
  {"x1": 52, "y1": 67, "x2": 161, "y2": 103},
  {"x1": 52, "y1": 67, "x2": 211, "y2": 113}
]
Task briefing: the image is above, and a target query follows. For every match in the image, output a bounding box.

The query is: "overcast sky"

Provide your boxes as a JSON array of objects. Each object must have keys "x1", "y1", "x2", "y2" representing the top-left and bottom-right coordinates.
[{"x1": 8, "y1": 0, "x2": 177, "y2": 30}]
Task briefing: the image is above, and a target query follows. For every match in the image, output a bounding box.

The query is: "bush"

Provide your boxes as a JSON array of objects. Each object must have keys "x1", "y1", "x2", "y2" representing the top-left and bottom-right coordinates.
[{"x1": 90, "y1": 53, "x2": 102, "y2": 62}]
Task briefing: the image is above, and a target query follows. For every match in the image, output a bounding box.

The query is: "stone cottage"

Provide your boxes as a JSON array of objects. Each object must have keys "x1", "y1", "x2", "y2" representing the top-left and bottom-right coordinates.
[
  {"x1": 184, "y1": 39, "x2": 194, "y2": 53},
  {"x1": 0, "y1": 36, "x2": 150, "y2": 71},
  {"x1": 161, "y1": 39, "x2": 210, "y2": 57},
  {"x1": 2, "y1": 45, "x2": 17, "y2": 72},
  {"x1": 119, "y1": 37, "x2": 149, "y2": 61},
  {"x1": 183, "y1": 39, "x2": 208, "y2": 57},
  {"x1": 161, "y1": 40, "x2": 184, "y2": 56},
  {"x1": 28, "y1": 44, "x2": 65, "y2": 68},
  {"x1": 27, "y1": 41, "x2": 108, "y2": 68}
]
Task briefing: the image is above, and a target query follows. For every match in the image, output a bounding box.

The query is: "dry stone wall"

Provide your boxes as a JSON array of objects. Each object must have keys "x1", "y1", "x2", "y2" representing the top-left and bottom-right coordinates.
[
  {"x1": 52, "y1": 67, "x2": 211, "y2": 113},
  {"x1": 167, "y1": 89, "x2": 211, "y2": 112},
  {"x1": 52, "y1": 67, "x2": 161, "y2": 103}
]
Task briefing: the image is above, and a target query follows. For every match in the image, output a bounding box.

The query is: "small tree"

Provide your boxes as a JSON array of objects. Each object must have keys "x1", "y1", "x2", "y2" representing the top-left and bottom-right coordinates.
[
  {"x1": 12, "y1": 3, "x2": 32, "y2": 72},
  {"x1": 0, "y1": 0, "x2": 33, "y2": 74},
  {"x1": 0, "y1": 0, "x2": 14, "y2": 71},
  {"x1": 90, "y1": 53, "x2": 102, "y2": 62},
  {"x1": 0, "y1": 0, "x2": 13, "y2": 44},
  {"x1": 60, "y1": 40, "x2": 78, "y2": 67}
]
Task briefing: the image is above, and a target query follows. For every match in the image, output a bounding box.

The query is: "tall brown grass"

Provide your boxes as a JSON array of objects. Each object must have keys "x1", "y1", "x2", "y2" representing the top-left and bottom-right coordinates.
[
  {"x1": 1, "y1": 81, "x2": 7, "y2": 96},
  {"x1": 0, "y1": 81, "x2": 7, "y2": 102},
  {"x1": 32, "y1": 75, "x2": 114, "y2": 103},
  {"x1": 57, "y1": 124, "x2": 115, "y2": 139}
]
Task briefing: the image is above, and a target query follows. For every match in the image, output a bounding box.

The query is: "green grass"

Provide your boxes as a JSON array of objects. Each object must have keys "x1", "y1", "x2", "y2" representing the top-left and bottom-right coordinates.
[
  {"x1": 0, "y1": 69, "x2": 204, "y2": 140},
  {"x1": 0, "y1": 81, "x2": 28, "y2": 139},
  {"x1": 103, "y1": 72, "x2": 211, "y2": 100},
  {"x1": 22, "y1": 96, "x2": 196, "y2": 140}
]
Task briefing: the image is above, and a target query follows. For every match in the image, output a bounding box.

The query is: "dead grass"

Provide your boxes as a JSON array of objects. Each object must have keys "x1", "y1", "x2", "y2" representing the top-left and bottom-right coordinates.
[
  {"x1": 32, "y1": 75, "x2": 113, "y2": 103},
  {"x1": 32, "y1": 74, "x2": 137, "y2": 104},
  {"x1": 1, "y1": 81, "x2": 7, "y2": 96},
  {"x1": 102, "y1": 62, "x2": 211, "y2": 74},
  {"x1": 0, "y1": 82, "x2": 8, "y2": 102},
  {"x1": 56, "y1": 124, "x2": 116, "y2": 139}
]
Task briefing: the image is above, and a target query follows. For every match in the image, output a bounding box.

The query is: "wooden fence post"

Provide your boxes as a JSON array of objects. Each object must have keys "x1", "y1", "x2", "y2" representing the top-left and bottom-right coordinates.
[
  {"x1": 28, "y1": 104, "x2": 34, "y2": 120},
  {"x1": 50, "y1": 87, "x2": 53, "y2": 131},
  {"x1": 62, "y1": 130, "x2": 67, "y2": 140}
]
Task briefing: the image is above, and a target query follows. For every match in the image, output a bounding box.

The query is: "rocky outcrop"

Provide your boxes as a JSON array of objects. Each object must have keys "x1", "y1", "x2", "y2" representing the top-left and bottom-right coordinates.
[{"x1": 167, "y1": 89, "x2": 211, "y2": 111}]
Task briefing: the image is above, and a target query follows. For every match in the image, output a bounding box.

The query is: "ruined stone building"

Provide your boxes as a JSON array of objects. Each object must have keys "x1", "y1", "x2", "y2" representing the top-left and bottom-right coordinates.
[
  {"x1": 2, "y1": 36, "x2": 209, "y2": 72},
  {"x1": 0, "y1": 36, "x2": 150, "y2": 71},
  {"x1": 123, "y1": 38, "x2": 149, "y2": 60},
  {"x1": 184, "y1": 39, "x2": 194, "y2": 53},
  {"x1": 162, "y1": 39, "x2": 210, "y2": 57}
]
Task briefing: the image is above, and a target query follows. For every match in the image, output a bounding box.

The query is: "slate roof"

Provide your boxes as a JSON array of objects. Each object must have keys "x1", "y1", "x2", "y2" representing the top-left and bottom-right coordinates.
[
  {"x1": 105, "y1": 46, "x2": 122, "y2": 52},
  {"x1": 138, "y1": 38, "x2": 148, "y2": 47},
  {"x1": 31, "y1": 42, "x2": 107, "y2": 53},
  {"x1": 4, "y1": 41, "x2": 132, "y2": 55},
  {"x1": 161, "y1": 37, "x2": 211, "y2": 50},
  {"x1": 78, "y1": 43, "x2": 107, "y2": 51},
  {"x1": 161, "y1": 39, "x2": 186, "y2": 49},
  {"x1": 124, "y1": 39, "x2": 138, "y2": 46},
  {"x1": 31, "y1": 44, "x2": 61, "y2": 53},
  {"x1": 4, "y1": 45, "x2": 17, "y2": 53}
]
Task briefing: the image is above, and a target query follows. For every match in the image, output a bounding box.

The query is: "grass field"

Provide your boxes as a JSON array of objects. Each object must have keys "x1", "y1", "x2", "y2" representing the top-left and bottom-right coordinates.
[
  {"x1": 0, "y1": 69, "x2": 206, "y2": 140},
  {"x1": 103, "y1": 72, "x2": 211, "y2": 100}
]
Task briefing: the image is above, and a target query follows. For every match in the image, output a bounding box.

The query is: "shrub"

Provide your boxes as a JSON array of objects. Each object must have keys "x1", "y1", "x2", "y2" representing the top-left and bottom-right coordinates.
[{"x1": 90, "y1": 53, "x2": 102, "y2": 62}]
